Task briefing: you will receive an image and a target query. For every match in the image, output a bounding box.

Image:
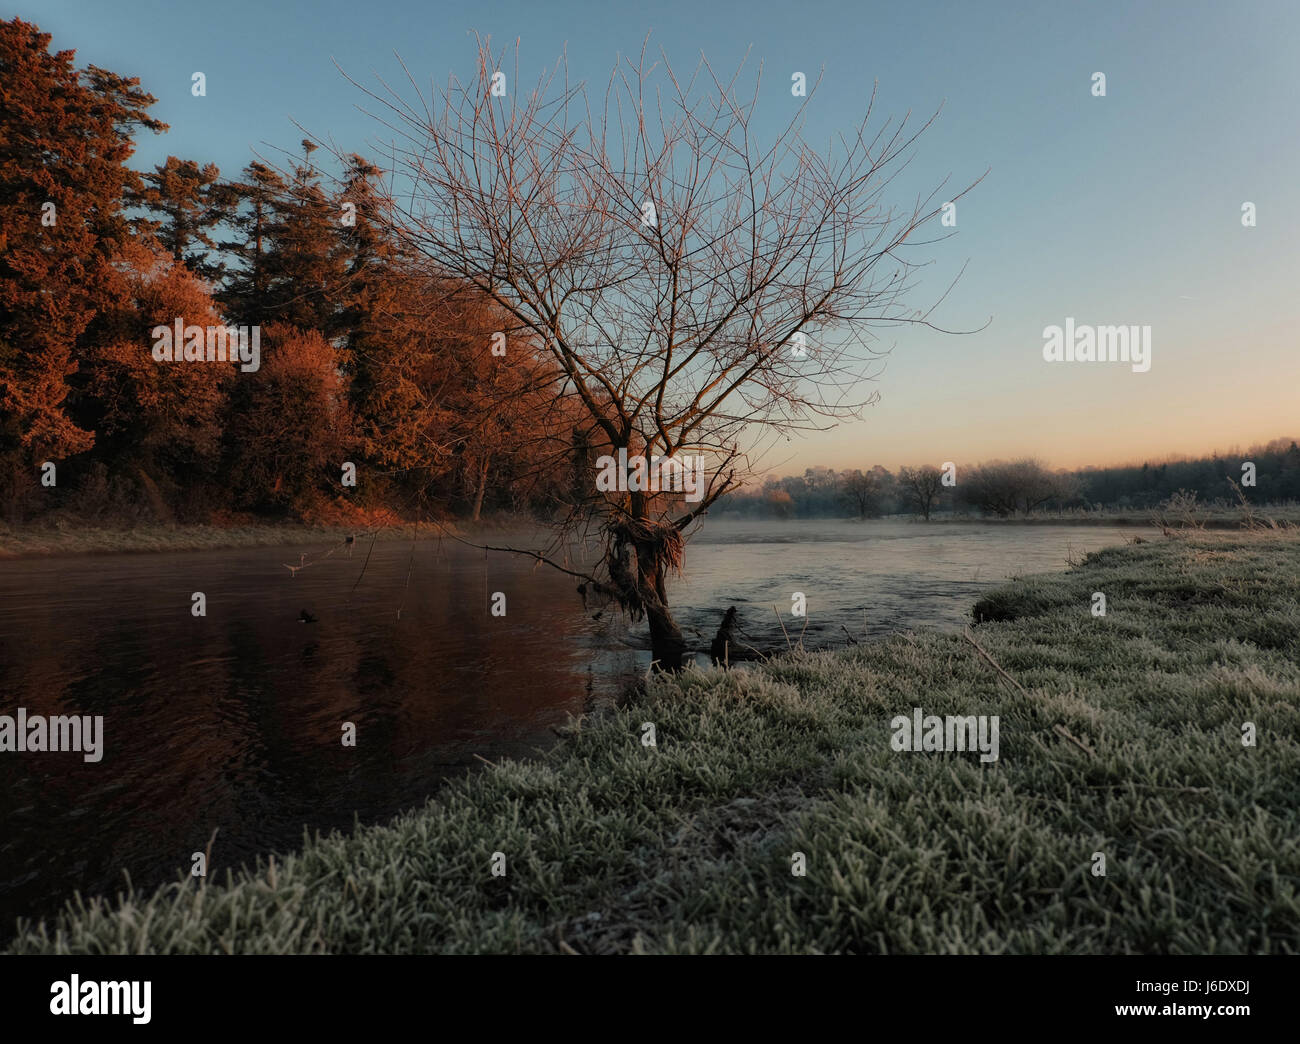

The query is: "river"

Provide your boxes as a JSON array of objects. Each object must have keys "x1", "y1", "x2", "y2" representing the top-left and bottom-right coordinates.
[{"x1": 0, "y1": 518, "x2": 1144, "y2": 933}]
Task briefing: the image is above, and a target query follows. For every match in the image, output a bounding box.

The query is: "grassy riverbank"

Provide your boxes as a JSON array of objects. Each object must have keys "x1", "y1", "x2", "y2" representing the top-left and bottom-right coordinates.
[
  {"x1": 8, "y1": 531, "x2": 1299, "y2": 954},
  {"x1": 0, "y1": 521, "x2": 375, "y2": 557},
  {"x1": 0, "y1": 517, "x2": 534, "y2": 558}
]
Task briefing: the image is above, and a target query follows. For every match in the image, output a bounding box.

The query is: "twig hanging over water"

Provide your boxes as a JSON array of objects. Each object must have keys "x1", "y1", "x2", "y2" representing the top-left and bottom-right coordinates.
[
  {"x1": 396, "y1": 514, "x2": 419, "y2": 620},
  {"x1": 347, "y1": 528, "x2": 383, "y2": 607}
]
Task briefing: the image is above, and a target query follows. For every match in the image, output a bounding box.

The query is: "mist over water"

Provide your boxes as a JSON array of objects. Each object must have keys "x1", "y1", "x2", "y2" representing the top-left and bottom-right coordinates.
[
  {"x1": 0, "y1": 519, "x2": 1143, "y2": 932},
  {"x1": 671, "y1": 519, "x2": 1142, "y2": 655}
]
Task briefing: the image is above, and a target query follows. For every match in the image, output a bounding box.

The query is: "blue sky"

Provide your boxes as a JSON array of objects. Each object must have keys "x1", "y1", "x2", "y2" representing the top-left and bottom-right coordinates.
[{"x1": 18, "y1": 0, "x2": 1300, "y2": 472}]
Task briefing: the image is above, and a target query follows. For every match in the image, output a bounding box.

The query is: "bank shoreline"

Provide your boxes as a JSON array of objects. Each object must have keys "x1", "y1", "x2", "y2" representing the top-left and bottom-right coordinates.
[
  {"x1": 0, "y1": 519, "x2": 534, "y2": 559},
  {"x1": 5, "y1": 511, "x2": 1288, "y2": 560},
  {"x1": 7, "y1": 530, "x2": 1299, "y2": 954}
]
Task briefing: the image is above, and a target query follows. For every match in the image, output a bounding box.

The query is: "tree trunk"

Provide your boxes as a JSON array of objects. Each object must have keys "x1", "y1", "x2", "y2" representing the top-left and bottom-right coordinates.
[
  {"x1": 635, "y1": 536, "x2": 686, "y2": 671},
  {"x1": 710, "y1": 606, "x2": 739, "y2": 666},
  {"x1": 470, "y1": 455, "x2": 489, "y2": 522},
  {"x1": 645, "y1": 598, "x2": 686, "y2": 671}
]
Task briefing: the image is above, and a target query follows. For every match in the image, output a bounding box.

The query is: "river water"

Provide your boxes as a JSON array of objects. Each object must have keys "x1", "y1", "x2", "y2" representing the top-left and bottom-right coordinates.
[{"x1": 0, "y1": 519, "x2": 1142, "y2": 933}]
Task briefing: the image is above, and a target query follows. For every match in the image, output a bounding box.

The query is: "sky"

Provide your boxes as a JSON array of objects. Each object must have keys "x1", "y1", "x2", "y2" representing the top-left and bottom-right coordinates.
[{"x1": 17, "y1": 0, "x2": 1300, "y2": 475}]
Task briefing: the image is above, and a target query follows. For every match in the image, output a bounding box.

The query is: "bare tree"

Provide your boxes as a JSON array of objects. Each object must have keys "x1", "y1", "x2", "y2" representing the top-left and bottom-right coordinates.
[
  {"x1": 898, "y1": 464, "x2": 944, "y2": 520},
  {"x1": 842, "y1": 466, "x2": 889, "y2": 518},
  {"x1": 337, "y1": 37, "x2": 977, "y2": 668},
  {"x1": 963, "y1": 459, "x2": 1063, "y2": 517}
]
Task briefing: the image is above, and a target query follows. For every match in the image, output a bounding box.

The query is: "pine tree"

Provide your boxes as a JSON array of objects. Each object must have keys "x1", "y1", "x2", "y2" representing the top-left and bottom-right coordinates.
[
  {"x1": 0, "y1": 17, "x2": 164, "y2": 508},
  {"x1": 219, "y1": 143, "x2": 345, "y2": 332},
  {"x1": 214, "y1": 161, "x2": 286, "y2": 326},
  {"x1": 126, "y1": 155, "x2": 223, "y2": 278},
  {"x1": 334, "y1": 154, "x2": 420, "y2": 468},
  {"x1": 261, "y1": 141, "x2": 346, "y2": 332}
]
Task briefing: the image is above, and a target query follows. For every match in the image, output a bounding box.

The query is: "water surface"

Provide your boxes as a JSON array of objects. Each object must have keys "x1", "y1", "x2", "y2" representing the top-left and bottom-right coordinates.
[{"x1": 0, "y1": 519, "x2": 1143, "y2": 932}]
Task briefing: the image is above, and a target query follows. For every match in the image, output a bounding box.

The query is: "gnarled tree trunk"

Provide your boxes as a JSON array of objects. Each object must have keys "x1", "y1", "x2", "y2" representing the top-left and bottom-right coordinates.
[
  {"x1": 635, "y1": 539, "x2": 686, "y2": 671},
  {"x1": 603, "y1": 493, "x2": 688, "y2": 671}
]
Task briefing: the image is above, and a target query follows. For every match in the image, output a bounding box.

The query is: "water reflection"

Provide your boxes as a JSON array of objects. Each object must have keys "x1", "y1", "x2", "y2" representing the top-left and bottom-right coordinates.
[
  {"x1": 0, "y1": 519, "x2": 1142, "y2": 933},
  {"x1": 0, "y1": 536, "x2": 623, "y2": 934}
]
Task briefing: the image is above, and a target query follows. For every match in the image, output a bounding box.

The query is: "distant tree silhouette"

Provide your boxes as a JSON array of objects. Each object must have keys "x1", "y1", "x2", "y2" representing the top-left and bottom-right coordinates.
[
  {"x1": 962, "y1": 459, "x2": 1065, "y2": 517},
  {"x1": 843, "y1": 467, "x2": 890, "y2": 518},
  {"x1": 898, "y1": 465, "x2": 944, "y2": 520}
]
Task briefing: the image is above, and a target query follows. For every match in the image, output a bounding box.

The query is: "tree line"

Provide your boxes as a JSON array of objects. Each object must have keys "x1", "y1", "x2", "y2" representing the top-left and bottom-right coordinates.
[
  {"x1": 1, "y1": 18, "x2": 581, "y2": 525},
  {"x1": 714, "y1": 440, "x2": 1300, "y2": 519},
  {"x1": 9, "y1": 18, "x2": 1288, "y2": 550}
]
